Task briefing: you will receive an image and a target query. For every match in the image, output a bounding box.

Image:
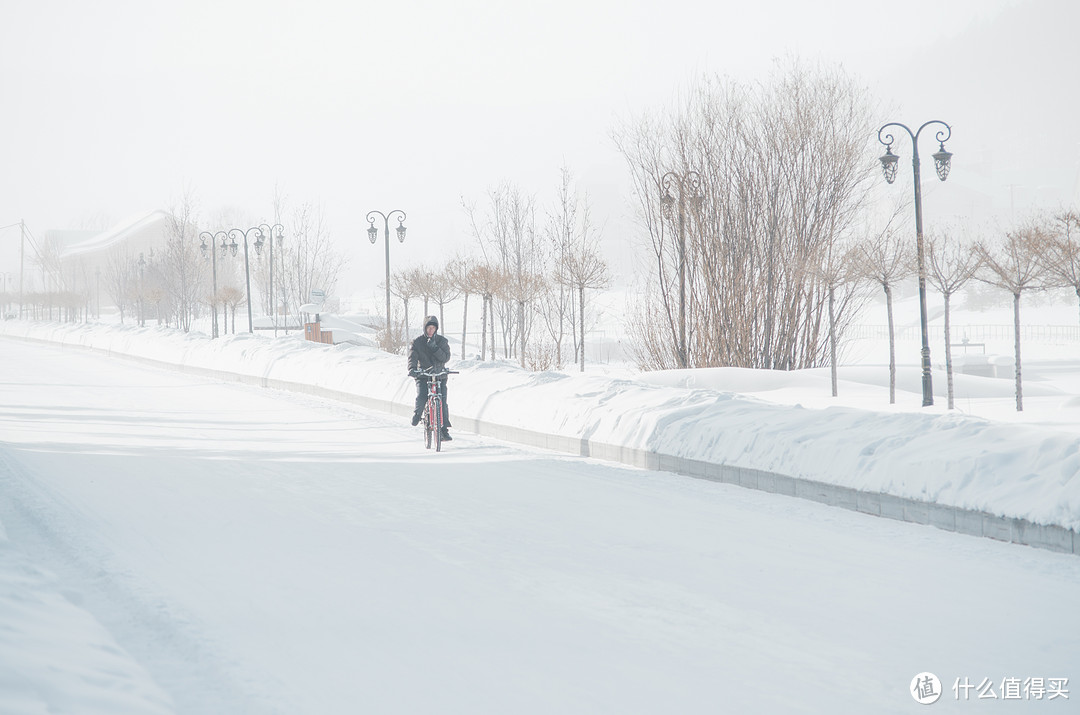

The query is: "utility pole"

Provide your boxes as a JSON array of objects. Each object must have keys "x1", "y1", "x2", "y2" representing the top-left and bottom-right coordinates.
[{"x1": 19, "y1": 220, "x2": 25, "y2": 319}]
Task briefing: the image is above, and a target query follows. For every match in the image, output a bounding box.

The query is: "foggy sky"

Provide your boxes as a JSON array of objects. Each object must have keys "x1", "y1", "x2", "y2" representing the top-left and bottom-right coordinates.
[{"x1": 1, "y1": 0, "x2": 1075, "y2": 298}]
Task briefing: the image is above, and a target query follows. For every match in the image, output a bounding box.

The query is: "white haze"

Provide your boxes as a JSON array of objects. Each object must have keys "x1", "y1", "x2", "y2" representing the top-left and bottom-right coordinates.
[{"x1": 1, "y1": 0, "x2": 1075, "y2": 297}]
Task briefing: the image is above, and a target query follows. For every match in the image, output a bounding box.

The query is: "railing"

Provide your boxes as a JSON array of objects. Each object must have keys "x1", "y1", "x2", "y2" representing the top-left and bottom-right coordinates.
[{"x1": 849, "y1": 325, "x2": 1080, "y2": 342}]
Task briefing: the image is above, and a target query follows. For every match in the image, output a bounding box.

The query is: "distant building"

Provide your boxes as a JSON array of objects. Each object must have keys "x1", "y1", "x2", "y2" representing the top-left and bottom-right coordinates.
[{"x1": 54, "y1": 210, "x2": 175, "y2": 312}]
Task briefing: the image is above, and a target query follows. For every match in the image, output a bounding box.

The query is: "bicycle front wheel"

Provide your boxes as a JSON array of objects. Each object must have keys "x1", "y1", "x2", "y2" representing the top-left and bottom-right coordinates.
[
  {"x1": 430, "y1": 396, "x2": 442, "y2": 452},
  {"x1": 423, "y1": 402, "x2": 433, "y2": 449}
]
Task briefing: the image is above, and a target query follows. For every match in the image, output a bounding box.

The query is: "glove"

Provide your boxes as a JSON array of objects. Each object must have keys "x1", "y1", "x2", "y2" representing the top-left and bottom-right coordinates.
[{"x1": 409, "y1": 368, "x2": 420, "y2": 378}]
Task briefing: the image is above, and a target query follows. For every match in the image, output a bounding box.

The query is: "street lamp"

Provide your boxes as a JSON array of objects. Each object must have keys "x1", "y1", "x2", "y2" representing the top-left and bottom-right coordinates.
[
  {"x1": 199, "y1": 230, "x2": 230, "y2": 338},
  {"x1": 227, "y1": 226, "x2": 265, "y2": 333},
  {"x1": 660, "y1": 170, "x2": 704, "y2": 369},
  {"x1": 366, "y1": 209, "x2": 407, "y2": 340},
  {"x1": 877, "y1": 120, "x2": 953, "y2": 407},
  {"x1": 257, "y1": 223, "x2": 285, "y2": 336}
]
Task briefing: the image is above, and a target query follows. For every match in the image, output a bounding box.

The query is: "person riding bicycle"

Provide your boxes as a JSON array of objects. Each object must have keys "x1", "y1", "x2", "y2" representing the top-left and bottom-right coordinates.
[{"x1": 408, "y1": 315, "x2": 453, "y2": 441}]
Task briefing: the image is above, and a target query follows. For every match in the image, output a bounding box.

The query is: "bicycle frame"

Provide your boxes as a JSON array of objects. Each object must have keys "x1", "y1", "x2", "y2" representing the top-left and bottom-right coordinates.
[{"x1": 415, "y1": 368, "x2": 457, "y2": 451}]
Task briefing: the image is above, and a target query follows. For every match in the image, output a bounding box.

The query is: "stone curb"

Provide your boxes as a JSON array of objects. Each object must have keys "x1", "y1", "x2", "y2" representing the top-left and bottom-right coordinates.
[{"x1": 6, "y1": 332, "x2": 1078, "y2": 557}]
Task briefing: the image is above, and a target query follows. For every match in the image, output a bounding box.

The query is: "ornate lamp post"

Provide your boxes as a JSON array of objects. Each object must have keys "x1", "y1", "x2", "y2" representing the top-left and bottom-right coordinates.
[
  {"x1": 877, "y1": 120, "x2": 953, "y2": 407},
  {"x1": 226, "y1": 226, "x2": 266, "y2": 333},
  {"x1": 257, "y1": 223, "x2": 285, "y2": 335},
  {"x1": 199, "y1": 230, "x2": 230, "y2": 338},
  {"x1": 660, "y1": 171, "x2": 704, "y2": 369},
  {"x1": 366, "y1": 209, "x2": 407, "y2": 339}
]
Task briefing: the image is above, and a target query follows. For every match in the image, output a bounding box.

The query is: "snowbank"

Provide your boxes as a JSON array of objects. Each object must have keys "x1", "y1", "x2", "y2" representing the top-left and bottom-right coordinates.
[{"x1": 2, "y1": 319, "x2": 1078, "y2": 532}]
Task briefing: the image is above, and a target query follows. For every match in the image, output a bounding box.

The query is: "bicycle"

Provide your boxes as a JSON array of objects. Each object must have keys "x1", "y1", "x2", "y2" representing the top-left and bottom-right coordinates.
[{"x1": 412, "y1": 367, "x2": 458, "y2": 451}]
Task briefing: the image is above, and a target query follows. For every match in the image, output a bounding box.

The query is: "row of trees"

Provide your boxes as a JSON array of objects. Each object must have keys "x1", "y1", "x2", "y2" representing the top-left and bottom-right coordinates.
[
  {"x1": 50, "y1": 189, "x2": 346, "y2": 336},
  {"x1": 382, "y1": 167, "x2": 609, "y2": 372},
  {"x1": 839, "y1": 210, "x2": 1080, "y2": 412},
  {"x1": 23, "y1": 62, "x2": 1076, "y2": 398},
  {"x1": 610, "y1": 59, "x2": 1079, "y2": 412}
]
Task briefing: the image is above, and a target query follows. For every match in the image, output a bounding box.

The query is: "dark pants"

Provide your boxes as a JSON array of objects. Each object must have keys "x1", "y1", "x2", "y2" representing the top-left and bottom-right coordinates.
[{"x1": 414, "y1": 378, "x2": 451, "y2": 428}]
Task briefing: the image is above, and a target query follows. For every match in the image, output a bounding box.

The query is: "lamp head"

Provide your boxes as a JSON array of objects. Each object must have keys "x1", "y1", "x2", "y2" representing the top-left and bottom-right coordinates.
[
  {"x1": 660, "y1": 192, "x2": 675, "y2": 220},
  {"x1": 367, "y1": 224, "x2": 378, "y2": 244},
  {"x1": 879, "y1": 146, "x2": 899, "y2": 184},
  {"x1": 932, "y1": 142, "x2": 953, "y2": 182}
]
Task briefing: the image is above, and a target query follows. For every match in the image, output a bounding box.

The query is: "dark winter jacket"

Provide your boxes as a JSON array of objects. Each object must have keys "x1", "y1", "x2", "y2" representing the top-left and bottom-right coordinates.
[{"x1": 408, "y1": 332, "x2": 451, "y2": 376}]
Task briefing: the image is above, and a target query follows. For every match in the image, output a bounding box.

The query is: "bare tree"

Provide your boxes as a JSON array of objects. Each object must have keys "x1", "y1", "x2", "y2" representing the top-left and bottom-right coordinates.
[
  {"x1": 1041, "y1": 210, "x2": 1080, "y2": 324},
  {"x1": 541, "y1": 166, "x2": 578, "y2": 367},
  {"x1": 614, "y1": 60, "x2": 878, "y2": 370},
  {"x1": 389, "y1": 268, "x2": 419, "y2": 337},
  {"x1": 162, "y1": 189, "x2": 202, "y2": 332},
  {"x1": 430, "y1": 264, "x2": 462, "y2": 335},
  {"x1": 974, "y1": 221, "x2": 1050, "y2": 411},
  {"x1": 468, "y1": 264, "x2": 504, "y2": 361},
  {"x1": 219, "y1": 286, "x2": 245, "y2": 335},
  {"x1": 281, "y1": 202, "x2": 346, "y2": 323},
  {"x1": 447, "y1": 253, "x2": 477, "y2": 359},
  {"x1": 925, "y1": 228, "x2": 980, "y2": 410},
  {"x1": 558, "y1": 195, "x2": 609, "y2": 372},
  {"x1": 810, "y1": 240, "x2": 867, "y2": 398},
  {"x1": 103, "y1": 246, "x2": 135, "y2": 324},
  {"x1": 853, "y1": 225, "x2": 913, "y2": 403},
  {"x1": 408, "y1": 265, "x2": 437, "y2": 321},
  {"x1": 473, "y1": 182, "x2": 543, "y2": 363}
]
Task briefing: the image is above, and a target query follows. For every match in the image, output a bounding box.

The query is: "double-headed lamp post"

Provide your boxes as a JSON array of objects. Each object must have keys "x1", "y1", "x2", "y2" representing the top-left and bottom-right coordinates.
[
  {"x1": 199, "y1": 230, "x2": 229, "y2": 338},
  {"x1": 257, "y1": 223, "x2": 285, "y2": 335},
  {"x1": 366, "y1": 210, "x2": 407, "y2": 337},
  {"x1": 877, "y1": 120, "x2": 953, "y2": 407},
  {"x1": 227, "y1": 226, "x2": 266, "y2": 334},
  {"x1": 660, "y1": 171, "x2": 704, "y2": 369}
]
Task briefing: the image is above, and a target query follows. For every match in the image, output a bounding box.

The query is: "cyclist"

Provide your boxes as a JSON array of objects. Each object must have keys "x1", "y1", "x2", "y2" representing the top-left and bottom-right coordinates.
[{"x1": 408, "y1": 315, "x2": 453, "y2": 441}]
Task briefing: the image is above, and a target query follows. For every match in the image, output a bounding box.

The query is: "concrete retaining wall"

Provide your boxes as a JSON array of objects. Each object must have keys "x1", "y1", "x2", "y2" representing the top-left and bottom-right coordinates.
[{"x1": 8, "y1": 333, "x2": 1078, "y2": 557}]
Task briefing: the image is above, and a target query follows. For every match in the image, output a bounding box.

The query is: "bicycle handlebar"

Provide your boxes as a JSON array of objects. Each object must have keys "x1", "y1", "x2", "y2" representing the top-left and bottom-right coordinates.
[{"x1": 412, "y1": 368, "x2": 459, "y2": 379}]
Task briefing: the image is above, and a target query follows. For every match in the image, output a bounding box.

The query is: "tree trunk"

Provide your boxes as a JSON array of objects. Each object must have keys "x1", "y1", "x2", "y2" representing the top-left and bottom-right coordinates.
[
  {"x1": 481, "y1": 297, "x2": 488, "y2": 360},
  {"x1": 829, "y1": 285, "x2": 837, "y2": 397},
  {"x1": 461, "y1": 293, "x2": 469, "y2": 360},
  {"x1": 519, "y1": 300, "x2": 526, "y2": 369},
  {"x1": 1013, "y1": 291, "x2": 1023, "y2": 412},
  {"x1": 885, "y1": 283, "x2": 895, "y2": 405},
  {"x1": 579, "y1": 284, "x2": 586, "y2": 372},
  {"x1": 944, "y1": 291, "x2": 955, "y2": 410},
  {"x1": 489, "y1": 298, "x2": 496, "y2": 361}
]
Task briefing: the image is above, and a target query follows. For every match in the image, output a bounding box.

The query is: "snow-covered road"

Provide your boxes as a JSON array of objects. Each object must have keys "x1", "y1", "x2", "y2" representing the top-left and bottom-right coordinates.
[{"x1": 1, "y1": 338, "x2": 1077, "y2": 714}]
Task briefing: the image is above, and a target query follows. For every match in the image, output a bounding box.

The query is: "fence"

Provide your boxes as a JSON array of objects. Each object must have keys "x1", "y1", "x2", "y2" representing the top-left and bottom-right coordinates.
[
  {"x1": 849, "y1": 324, "x2": 1080, "y2": 343},
  {"x1": 454, "y1": 329, "x2": 625, "y2": 364}
]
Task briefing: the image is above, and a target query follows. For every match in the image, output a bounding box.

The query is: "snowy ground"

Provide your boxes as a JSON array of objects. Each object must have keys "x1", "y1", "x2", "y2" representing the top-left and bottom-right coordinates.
[
  {"x1": 3, "y1": 304, "x2": 1079, "y2": 532},
  {"x1": 0, "y1": 300, "x2": 1078, "y2": 713}
]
